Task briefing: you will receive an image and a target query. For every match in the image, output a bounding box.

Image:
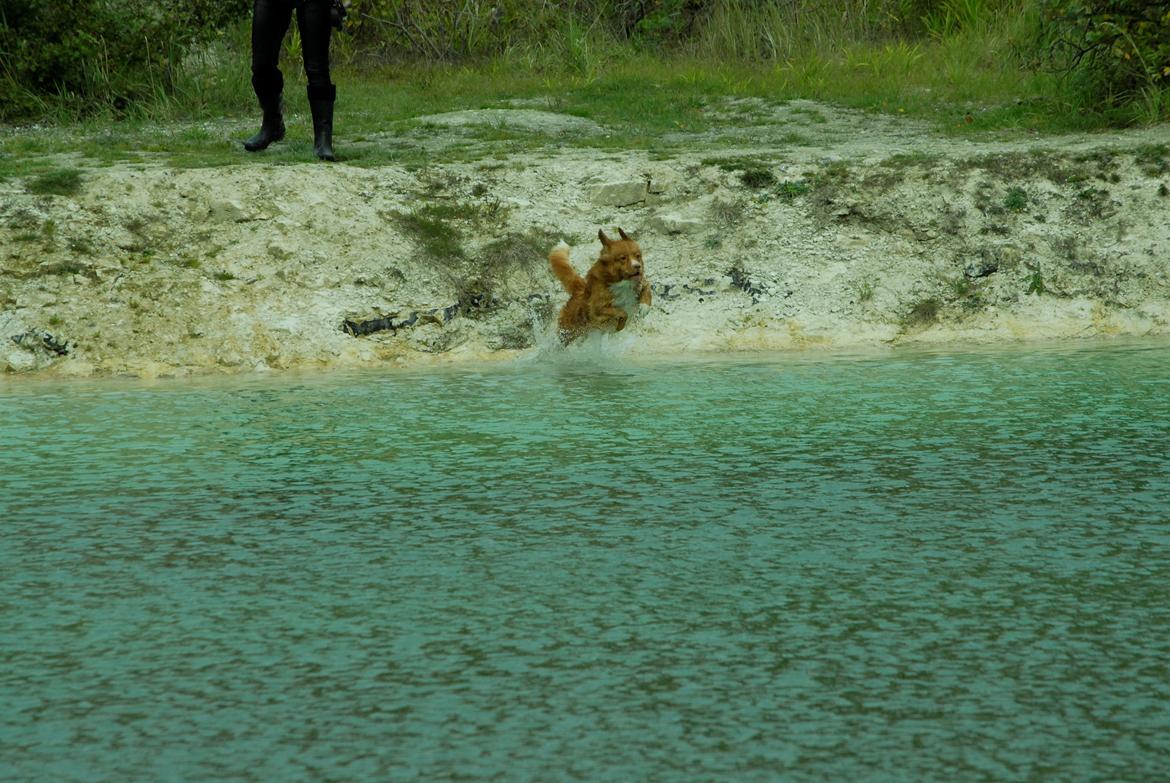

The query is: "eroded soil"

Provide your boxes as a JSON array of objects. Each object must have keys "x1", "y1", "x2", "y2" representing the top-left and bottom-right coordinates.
[{"x1": 3, "y1": 100, "x2": 1170, "y2": 377}]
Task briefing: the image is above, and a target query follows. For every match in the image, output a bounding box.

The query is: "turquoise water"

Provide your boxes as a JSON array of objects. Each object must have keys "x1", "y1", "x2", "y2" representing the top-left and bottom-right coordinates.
[{"x1": 3, "y1": 341, "x2": 1170, "y2": 782}]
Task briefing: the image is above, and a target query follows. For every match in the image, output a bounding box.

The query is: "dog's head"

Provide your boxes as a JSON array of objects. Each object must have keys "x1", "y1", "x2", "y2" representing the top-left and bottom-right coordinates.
[{"x1": 597, "y1": 228, "x2": 644, "y2": 283}]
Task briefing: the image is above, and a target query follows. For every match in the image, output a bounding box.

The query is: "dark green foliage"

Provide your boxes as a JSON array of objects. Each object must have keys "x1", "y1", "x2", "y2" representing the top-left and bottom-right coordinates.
[
  {"x1": 905, "y1": 297, "x2": 942, "y2": 326},
  {"x1": 739, "y1": 166, "x2": 777, "y2": 189},
  {"x1": 25, "y1": 168, "x2": 83, "y2": 196},
  {"x1": 348, "y1": 0, "x2": 706, "y2": 56},
  {"x1": 345, "y1": 0, "x2": 1023, "y2": 61},
  {"x1": 1002, "y1": 186, "x2": 1028, "y2": 211},
  {"x1": 775, "y1": 180, "x2": 812, "y2": 201},
  {"x1": 0, "y1": 0, "x2": 248, "y2": 120},
  {"x1": 623, "y1": 1, "x2": 707, "y2": 40},
  {"x1": 1041, "y1": 0, "x2": 1170, "y2": 103},
  {"x1": 1, "y1": 0, "x2": 1165, "y2": 125},
  {"x1": 389, "y1": 203, "x2": 469, "y2": 264}
]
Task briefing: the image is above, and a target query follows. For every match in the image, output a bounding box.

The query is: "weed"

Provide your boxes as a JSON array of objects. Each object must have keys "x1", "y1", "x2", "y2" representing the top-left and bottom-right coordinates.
[
  {"x1": 67, "y1": 236, "x2": 95, "y2": 255},
  {"x1": 1052, "y1": 235, "x2": 1078, "y2": 260},
  {"x1": 815, "y1": 161, "x2": 853, "y2": 183},
  {"x1": 790, "y1": 106, "x2": 828, "y2": 123},
  {"x1": 26, "y1": 168, "x2": 83, "y2": 197},
  {"x1": 774, "y1": 180, "x2": 811, "y2": 201},
  {"x1": 213, "y1": 271, "x2": 236, "y2": 281},
  {"x1": 1068, "y1": 186, "x2": 1113, "y2": 221},
  {"x1": 854, "y1": 279, "x2": 875, "y2": 303},
  {"x1": 1136, "y1": 144, "x2": 1170, "y2": 176},
  {"x1": 703, "y1": 155, "x2": 775, "y2": 175},
  {"x1": 949, "y1": 277, "x2": 973, "y2": 298},
  {"x1": 881, "y1": 150, "x2": 941, "y2": 170},
  {"x1": 460, "y1": 227, "x2": 561, "y2": 316},
  {"x1": 740, "y1": 167, "x2": 777, "y2": 189},
  {"x1": 42, "y1": 260, "x2": 86, "y2": 276},
  {"x1": 905, "y1": 297, "x2": 941, "y2": 326},
  {"x1": 48, "y1": 315, "x2": 63, "y2": 326},
  {"x1": 1026, "y1": 270, "x2": 1046, "y2": 295},
  {"x1": 955, "y1": 151, "x2": 1086, "y2": 186},
  {"x1": 1003, "y1": 186, "x2": 1028, "y2": 212},
  {"x1": 710, "y1": 197, "x2": 748, "y2": 227},
  {"x1": 389, "y1": 204, "x2": 470, "y2": 264}
]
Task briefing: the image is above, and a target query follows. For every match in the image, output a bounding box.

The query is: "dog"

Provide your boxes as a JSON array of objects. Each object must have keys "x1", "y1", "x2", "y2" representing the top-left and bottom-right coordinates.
[{"x1": 549, "y1": 228, "x2": 651, "y2": 344}]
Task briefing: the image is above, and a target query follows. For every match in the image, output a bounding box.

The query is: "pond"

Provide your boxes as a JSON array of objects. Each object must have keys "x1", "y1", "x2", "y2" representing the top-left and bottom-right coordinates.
[{"x1": 3, "y1": 340, "x2": 1169, "y2": 782}]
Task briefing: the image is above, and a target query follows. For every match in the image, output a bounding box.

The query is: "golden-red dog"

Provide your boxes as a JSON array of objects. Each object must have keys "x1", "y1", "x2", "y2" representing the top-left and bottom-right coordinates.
[{"x1": 549, "y1": 228, "x2": 651, "y2": 344}]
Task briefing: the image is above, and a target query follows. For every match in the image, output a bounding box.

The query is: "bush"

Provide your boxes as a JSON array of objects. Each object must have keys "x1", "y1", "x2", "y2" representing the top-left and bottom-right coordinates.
[
  {"x1": 1042, "y1": 0, "x2": 1170, "y2": 106},
  {"x1": 343, "y1": 0, "x2": 1019, "y2": 62},
  {"x1": 0, "y1": 0, "x2": 248, "y2": 120},
  {"x1": 345, "y1": 1, "x2": 645, "y2": 60}
]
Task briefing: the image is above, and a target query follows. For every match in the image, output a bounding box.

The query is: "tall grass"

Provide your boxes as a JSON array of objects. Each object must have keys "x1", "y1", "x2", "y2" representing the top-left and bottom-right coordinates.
[{"x1": 3, "y1": 0, "x2": 1162, "y2": 129}]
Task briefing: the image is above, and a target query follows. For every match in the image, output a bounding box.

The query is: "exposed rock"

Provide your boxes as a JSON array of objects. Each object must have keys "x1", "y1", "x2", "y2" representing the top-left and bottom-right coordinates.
[
  {"x1": 11, "y1": 331, "x2": 69, "y2": 356},
  {"x1": 588, "y1": 179, "x2": 648, "y2": 207},
  {"x1": 343, "y1": 304, "x2": 459, "y2": 337},
  {"x1": 965, "y1": 258, "x2": 1000, "y2": 278},
  {"x1": 648, "y1": 212, "x2": 706, "y2": 235},
  {"x1": 208, "y1": 199, "x2": 247, "y2": 224}
]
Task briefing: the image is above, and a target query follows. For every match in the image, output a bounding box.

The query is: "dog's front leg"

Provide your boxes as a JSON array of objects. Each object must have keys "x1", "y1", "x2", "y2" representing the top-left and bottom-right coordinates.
[
  {"x1": 611, "y1": 307, "x2": 629, "y2": 331},
  {"x1": 592, "y1": 303, "x2": 629, "y2": 331},
  {"x1": 637, "y1": 278, "x2": 652, "y2": 306}
]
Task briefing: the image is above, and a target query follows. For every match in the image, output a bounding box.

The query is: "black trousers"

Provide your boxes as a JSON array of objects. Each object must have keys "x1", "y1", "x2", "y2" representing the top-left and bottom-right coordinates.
[{"x1": 251, "y1": 0, "x2": 334, "y2": 101}]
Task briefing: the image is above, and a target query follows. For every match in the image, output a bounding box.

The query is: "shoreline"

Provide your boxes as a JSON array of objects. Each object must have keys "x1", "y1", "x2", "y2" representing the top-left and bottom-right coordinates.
[{"x1": 4, "y1": 327, "x2": 1168, "y2": 385}]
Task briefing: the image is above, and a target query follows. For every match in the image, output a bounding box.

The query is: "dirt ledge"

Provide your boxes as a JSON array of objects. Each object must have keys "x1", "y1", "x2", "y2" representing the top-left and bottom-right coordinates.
[{"x1": 3, "y1": 103, "x2": 1170, "y2": 378}]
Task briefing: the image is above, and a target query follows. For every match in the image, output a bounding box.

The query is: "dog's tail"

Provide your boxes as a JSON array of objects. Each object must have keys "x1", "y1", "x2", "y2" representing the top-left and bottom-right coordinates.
[{"x1": 549, "y1": 242, "x2": 585, "y2": 296}]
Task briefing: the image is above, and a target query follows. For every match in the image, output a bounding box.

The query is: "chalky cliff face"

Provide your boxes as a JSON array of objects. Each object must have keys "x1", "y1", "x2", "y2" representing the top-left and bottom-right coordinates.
[{"x1": 3, "y1": 102, "x2": 1170, "y2": 378}]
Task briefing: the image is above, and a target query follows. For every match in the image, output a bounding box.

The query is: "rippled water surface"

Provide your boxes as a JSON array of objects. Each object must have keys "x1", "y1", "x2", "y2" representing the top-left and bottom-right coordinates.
[{"x1": 3, "y1": 341, "x2": 1170, "y2": 782}]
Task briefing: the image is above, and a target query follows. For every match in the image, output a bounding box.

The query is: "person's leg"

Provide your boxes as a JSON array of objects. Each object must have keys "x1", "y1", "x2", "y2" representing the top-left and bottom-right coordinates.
[
  {"x1": 245, "y1": 0, "x2": 293, "y2": 152},
  {"x1": 298, "y1": 0, "x2": 336, "y2": 160}
]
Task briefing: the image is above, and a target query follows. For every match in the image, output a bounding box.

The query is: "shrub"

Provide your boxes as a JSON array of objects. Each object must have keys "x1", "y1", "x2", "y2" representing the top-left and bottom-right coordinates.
[
  {"x1": 1041, "y1": 0, "x2": 1170, "y2": 109},
  {"x1": 0, "y1": 0, "x2": 248, "y2": 120}
]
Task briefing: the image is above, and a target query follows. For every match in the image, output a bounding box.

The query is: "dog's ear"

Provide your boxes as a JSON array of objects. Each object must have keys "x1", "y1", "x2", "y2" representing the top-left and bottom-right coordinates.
[
  {"x1": 618, "y1": 227, "x2": 632, "y2": 241},
  {"x1": 598, "y1": 229, "x2": 612, "y2": 246}
]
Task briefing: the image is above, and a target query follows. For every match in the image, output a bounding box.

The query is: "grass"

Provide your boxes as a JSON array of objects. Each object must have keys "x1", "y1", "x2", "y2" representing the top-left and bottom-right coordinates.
[
  {"x1": 773, "y1": 180, "x2": 812, "y2": 201},
  {"x1": 389, "y1": 203, "x2": 471, "y2": 264},
  {"x1": 3, "y1": 3, "x2": 1166, "y2": 176},
  {"x1": 25, "y1": 168, "x2": 84, "y2": 197},
  {"x1": 904, "y1": 297, "x2": 942, "y2": 327},
  {"x1": 854, "y1": 279, "x2": 876, "y2": 303},
  {"x1": 1002, "y1": 186, "x2": 1028, "y2": 212}
]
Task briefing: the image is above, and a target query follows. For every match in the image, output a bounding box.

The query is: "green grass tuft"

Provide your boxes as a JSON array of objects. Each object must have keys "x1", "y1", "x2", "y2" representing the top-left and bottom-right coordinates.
[
  {"x1": 1003, "y1": 186, "x2": 1028, "y2": 212},
  {"x1": 26, "y1": 168, "x2": 84, "y2": 197}
]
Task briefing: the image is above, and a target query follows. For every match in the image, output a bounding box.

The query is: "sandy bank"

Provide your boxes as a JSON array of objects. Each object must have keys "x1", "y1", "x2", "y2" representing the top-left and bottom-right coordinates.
[{"x1": 3, "y1": 102, "x2": 1169, "y2": 378}]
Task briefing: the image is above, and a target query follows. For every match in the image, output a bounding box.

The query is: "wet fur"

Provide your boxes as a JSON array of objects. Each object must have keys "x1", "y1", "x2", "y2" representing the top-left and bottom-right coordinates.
[{"x1": 549, "y1": 228, "x2": 651, "y2": 344}]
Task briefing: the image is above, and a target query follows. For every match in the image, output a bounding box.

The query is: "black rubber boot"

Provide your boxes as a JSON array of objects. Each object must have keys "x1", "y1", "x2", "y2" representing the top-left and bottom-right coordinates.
[
  {"x1": 243, "y1": 93, "x2": 285, "y2": 152},
  {"x1": 308, "y1": 84, "x2": 336, "y2": 161}
]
